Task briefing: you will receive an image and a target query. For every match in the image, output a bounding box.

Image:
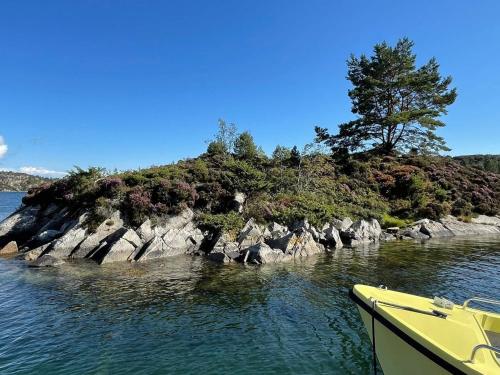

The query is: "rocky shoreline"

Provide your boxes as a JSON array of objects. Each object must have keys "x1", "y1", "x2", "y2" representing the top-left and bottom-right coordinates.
[{"x1": 1, "y1": 202, "x2": 500, "y2": 267}]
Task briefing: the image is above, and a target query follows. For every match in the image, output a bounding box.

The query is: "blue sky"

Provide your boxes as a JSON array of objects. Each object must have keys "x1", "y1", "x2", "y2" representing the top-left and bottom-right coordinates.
[{"x1": 1, "y1": 0, "x2": 499, "y2": 177}]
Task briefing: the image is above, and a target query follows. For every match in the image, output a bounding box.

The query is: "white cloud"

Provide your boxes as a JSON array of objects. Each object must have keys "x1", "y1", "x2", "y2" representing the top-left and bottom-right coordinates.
[
  {"x1": 0, "y1": 136, "x2": 8, "y2": 158},
  {"x1": 19, "y1": 166, "x2": 67, "y2": 178}
]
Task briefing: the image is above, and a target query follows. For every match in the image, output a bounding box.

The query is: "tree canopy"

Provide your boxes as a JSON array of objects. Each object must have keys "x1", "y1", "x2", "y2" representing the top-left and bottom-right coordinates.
[{"x1": 316, "y1": 38, "x2": 457, "y2": 156}]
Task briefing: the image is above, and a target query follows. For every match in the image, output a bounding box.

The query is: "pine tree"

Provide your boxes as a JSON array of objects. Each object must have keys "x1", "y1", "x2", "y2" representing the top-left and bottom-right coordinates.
[{"x1": 316, "y1": 38, "x2": 457, "y2": 156}]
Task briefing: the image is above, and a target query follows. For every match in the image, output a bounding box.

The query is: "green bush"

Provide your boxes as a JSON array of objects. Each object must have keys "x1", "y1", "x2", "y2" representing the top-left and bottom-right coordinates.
[{"x1": 381, "y1": 214, "x2": 408, "y2": 229}]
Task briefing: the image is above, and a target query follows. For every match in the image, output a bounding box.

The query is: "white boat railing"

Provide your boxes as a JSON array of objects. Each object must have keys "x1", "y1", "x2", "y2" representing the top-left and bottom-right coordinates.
[
  {"x1": 463, "y1": 297, "x2": 500, "y2": 311},
  {"x1": 469, "y1": 344, "x2": 500, "y2": 363}
]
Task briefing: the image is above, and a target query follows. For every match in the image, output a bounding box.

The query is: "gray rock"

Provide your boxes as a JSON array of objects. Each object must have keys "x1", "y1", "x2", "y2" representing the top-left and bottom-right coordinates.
[
  {"x1": 233, "y1": 192, "x2": 246, "y2": 213},
  {"x1": 268, "y1": 222, "x2": 289, "y2": 238},
  {"x1": 35, "y1": 230, "x2": 61, "y2": 243},
  {"x1": 24, "y1": 245, "x2": 48, "y2": 261},
  {"x1": 471, "y1": 215, "x2": 500, "y2": 227},
  {"x1": 321, "y1": 223, "x2": 343, "y2": 249},
  {"x1": 332, "y1": 217, "x2": 353, "y2": 232},
  {"x1": 386, "y1": 227, "x2": 400, "y2": 234},
  {"x1": 0, "y1": 241, "x2": 18, "y2": 255},
  {"x1": 153, "y1": 209, "x2": 196, "y2": 237},
  {"x1": 30, "y1": 254, "x2": 65, "y2": 267},
  {"x1": 292, "y1": 219, "x2": 325, "y2": 243},
  {"x1": 419, "y1": 220, "x2": 454, "y2": 238},
  {"x1": 399, "y1": 229, "x2": 430, "y2": 240},
  {"x1": 274, "y1": 229, "x2": 324, "y2": 258},
  {"x1": 136, "y1": 219, "x2": 154, "y2": 243},
  {"x1": 35, "y1": 207, "x2": 71, "y2": 235},
  {"x1": 380, "y1": 232, "x2": 396, "y2": 241},
  {"x1": 100, "y1": 229, "x2": 143, "y2": 264},
  {"x1": 48, "y1": 214, "x2": 88, "y2": 258},
  {"x1": 0, "y1": 205, "x2": 41, "y2": 245},
  {"x1": 207, "y1": 233, "x2": 240, "y2": 263},
  {"x1": 138, "y1": 221, "x2": 204, "y2": 262},
  {"x1": 341, "y1": 219, "x2": 382, "y2": 247},
  {"x1": 246, "y1": 243, "x2": 291, "y2": 264},
  {"x1": 72, "y1": 211, "x2": 124, "y2": 258},
  {"x1": 238, "y1": 218, "x2": 264, "y2": 248},
  {"x1": 440, "y1": 216, "x2": 500, "y2": 236},
  {"x1": 41, "y1": 203, "x2": 60, "y2": 217}
]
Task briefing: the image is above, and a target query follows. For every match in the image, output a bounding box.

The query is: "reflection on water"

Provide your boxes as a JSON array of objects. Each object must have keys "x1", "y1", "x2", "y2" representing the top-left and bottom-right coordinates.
[{"x1": 0, "y1": 236, "x2": 499, "y2": 374}]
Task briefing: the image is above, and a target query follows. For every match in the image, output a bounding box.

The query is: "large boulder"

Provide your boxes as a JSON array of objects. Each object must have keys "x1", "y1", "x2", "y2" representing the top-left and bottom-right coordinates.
[
  {"x1": 98, "y1": 229, "x2": 143, "y2": 264},
  {"x1": 245, "y1": 243, "x2": 291, "y2": 264},
  {"x1": 136, "y1": 219, "x2": 155, "y2": 243},
  {"x1": 440, "y1": 216, "x2": 500, "y2": 236},
  {"x1": 321, "y1": 223, "x2": 343, "y2": 249},
  {"x1": 30, "y1": 254, "x2": 65, "y2": 268},
  {"x1": 272, "y1": 229, "x2": 324, "y2": 258},
  {"x1": 268, "y1": 222, "x2": 289, "y2": 238},
  {"x1": 137, "y1": 221, "x2": 204, "y2": 262},
  {"x1": 71, "y1": 211, "x2": 125, "y2": 258},
  {"x1": 332, "y1": 217, "x2": 353, "y2": 232},
  {"x1": 399, "y1": 228, "x2": 430, "y2": 241},
  {"x1": 341, "y1": 219, "x2": 381, "y2": 247},
  {"x1": 206, "y1": 232, "x2": 240, "y2": 264},
  {"x1": 46, "y1": 214, "x2": 88, "y2": 258},
  {"x1": 0, "y1": 241, "x2": 18, "y2": 255},
  {"x1": 238, "y1": 218, "x2": 264, "y2": 248},
  {"x1": 291, "y1": 219, "x2": 324, "y2": 243},
  {"x1": 0, "y1": 205, "x2": 41, "y2": 247},
  {"x1": 419, "y1": 220, "x2": 454, "y2": 238},
  {"x1": 471, "y1": 215, "x2": 500, "y2": 227}
]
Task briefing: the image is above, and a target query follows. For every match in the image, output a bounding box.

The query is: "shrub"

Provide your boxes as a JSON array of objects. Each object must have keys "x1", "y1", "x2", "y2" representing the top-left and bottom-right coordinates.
[
  {"x1": 381, "y1": 214, "x2": 408, "y2": 229},
  {"x1": 198, "y1": 212, "x2": 245, "y2": 237}
]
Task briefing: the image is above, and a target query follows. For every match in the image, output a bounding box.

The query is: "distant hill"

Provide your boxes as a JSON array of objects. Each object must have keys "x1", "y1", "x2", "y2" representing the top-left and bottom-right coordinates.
[
  {"x1": 454, "y1": 155, "x2": 500, "y2": 174},
  {"x1": 0, "y1": 171, "x2": 50, "y2": 192}
]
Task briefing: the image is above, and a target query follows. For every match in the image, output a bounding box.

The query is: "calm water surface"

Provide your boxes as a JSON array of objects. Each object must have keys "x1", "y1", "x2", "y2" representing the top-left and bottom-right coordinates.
[{"x1": 0, "y1": 192, "x2": 499, "y2": 374}]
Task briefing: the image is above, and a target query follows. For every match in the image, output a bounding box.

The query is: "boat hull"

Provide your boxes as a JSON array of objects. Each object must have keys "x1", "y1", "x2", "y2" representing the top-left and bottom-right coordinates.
[{"x1": 357, "y1": 306, "x2": 453, "y2": 375}]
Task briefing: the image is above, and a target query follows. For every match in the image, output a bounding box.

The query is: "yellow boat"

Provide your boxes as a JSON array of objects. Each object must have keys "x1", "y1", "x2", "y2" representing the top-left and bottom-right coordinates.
[{"x1": 350, "y1": 285, "x2": 500, "y2": 375}]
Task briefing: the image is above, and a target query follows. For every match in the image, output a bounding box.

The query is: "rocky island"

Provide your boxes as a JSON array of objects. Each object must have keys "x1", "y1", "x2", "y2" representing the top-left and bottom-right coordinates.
[
  {"x1": 1, "y1": 142, "x2": 499, "y2": 267},
  {"x1": 2, "y1": 39, "x2": 499, "y2": 268}
]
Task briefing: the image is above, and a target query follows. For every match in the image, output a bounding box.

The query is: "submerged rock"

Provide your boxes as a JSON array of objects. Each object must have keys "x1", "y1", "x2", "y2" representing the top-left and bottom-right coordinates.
[{"x1": 30, "y1": 254, "x2": 65, "y2": 267}]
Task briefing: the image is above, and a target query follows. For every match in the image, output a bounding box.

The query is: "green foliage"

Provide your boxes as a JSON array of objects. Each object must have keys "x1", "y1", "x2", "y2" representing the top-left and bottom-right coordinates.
[
  {"x1": 234, "y1": 131, "x2": 259, "y2": 160},
  {"x1": 206, "y1": 119, "x2": 238, "y2": 155},
  {"x1": 316, "y1": 38, "x2": 457, "y2": 156},
  {"x1": 454, "y1": 155, "x2": 500, "y2": 174},
  {"x1": 199, "y1": 212, "x2": 245, "y2": 236},
  {"x1": 381, "y1": 214, "x2": 409, "y2": 229},
  {"x1": 23, "y1": 125, "x2": 499, "y2": 232},
  {"x1": 207, "y1": 141, "x2": 227, "y2": 156},
  {"x1": 222, "y1": 158, "x2": 268, "y2": 193}
]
